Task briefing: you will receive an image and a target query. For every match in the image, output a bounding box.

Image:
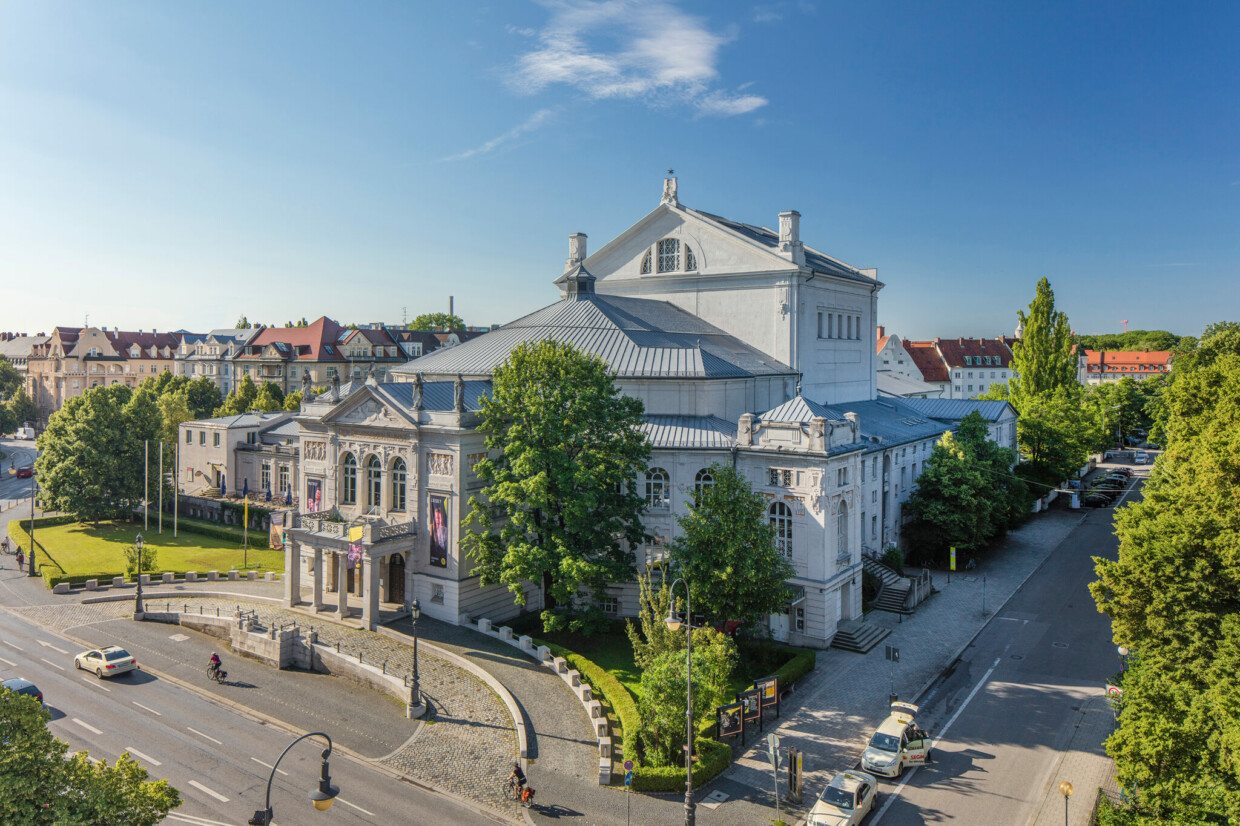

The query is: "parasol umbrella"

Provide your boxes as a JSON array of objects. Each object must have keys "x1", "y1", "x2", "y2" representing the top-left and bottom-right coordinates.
[
  {"x1": 242, "y1": 477, "x2": 249, "y2": 498},
  {"x1": 220, "y1": 478, "x2": 226, "y2": 497}
]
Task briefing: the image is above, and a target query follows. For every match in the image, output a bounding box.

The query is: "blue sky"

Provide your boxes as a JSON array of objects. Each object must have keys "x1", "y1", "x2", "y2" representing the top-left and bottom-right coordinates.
[{"x1": 0, "y1": 1, "x2": 1235, "y2": 340}]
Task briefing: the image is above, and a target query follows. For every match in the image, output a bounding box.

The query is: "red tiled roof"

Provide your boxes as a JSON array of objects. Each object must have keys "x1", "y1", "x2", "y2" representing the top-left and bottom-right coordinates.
[
  {"x1": 1084, "y1": 349, "x2": 1172, "y2": 373},
  {"x1": 876, "y1": 334, "x2": 891, "y2": 354},
  {"x1": 902, "y1": 340, "x2": 950, "y2": 383},
  {"x1": 247, "y1": 316, "x2": 343, "y2": 361},
  {"x1": 933, "y1": 337, "x2": 1015, "y2": 369},
  {"x1": 111, "y1": 331, "x2": 180, "y2": 358}
]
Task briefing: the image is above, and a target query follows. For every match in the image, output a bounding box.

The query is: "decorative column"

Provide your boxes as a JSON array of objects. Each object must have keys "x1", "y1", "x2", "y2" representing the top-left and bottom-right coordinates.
[
  {"x1": 284, "y1": 539, "x2": 301, "y2": 607},
  {"x1": 362, "y1": 555, "x2": 380, "y2": 631},
  {"x1": 312, "y1": 547, "x2": 325, "y2": 612},
  {"x1": 336, "y1": 552, "x2": 349, "y2": 620}
]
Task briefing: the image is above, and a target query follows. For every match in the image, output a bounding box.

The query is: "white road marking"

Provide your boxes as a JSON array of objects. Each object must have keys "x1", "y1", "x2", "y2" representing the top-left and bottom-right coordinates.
[
  {"x1": 132, "y1": 701, "x2": 161, "y2": 716},
  {"x1": 40, "y1": 657, "x2": 65, "y2": 671},
  {"x1": 82, "y1": 677, "x2": 111, "y2": 691},
  {"x1": 338, "y1": 797, "x2": 375, "y2": 816},
  {"x1": 169, "y1": 634, "x2": 189, "y2": 642},
  {"x1": 187, "y1": 780, "x2": 229, "y2": 803},
  {"x1": 37, "y1": 640, "x2": 68, "y2": 654},
  {"x1": 3, "y1": 640, "x2": 23, "y2": 651},
  {"x1": 125, "y1": 746, "x2": 161, "y2": 766},
  {"x1": 870, "y1": 657, "x2": 1002, "y2": 826},
  {"x1": 0, "y1": 655, "x2": 15, "y2": 667},
  {"x1": 251, "y1": 756, "x2": 288, "y2": 776},
  {"x1": 72, "y1": 718, "x2": 103, "y2": 735},
  {"x1": 166, "y1": 813, "x2": 234, "y2": 826},
  {"x1": 187, "y1": 726, "x2": 222, "y2": 745}
]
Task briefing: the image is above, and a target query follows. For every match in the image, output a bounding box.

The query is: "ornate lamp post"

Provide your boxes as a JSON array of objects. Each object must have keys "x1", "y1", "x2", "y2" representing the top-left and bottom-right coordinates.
[
  {"x1": 134, "y1": 534, "x2": 145, "y2": 615},
  {"x1": 26, "y1": 466, "x2": 36, "y2": 577},
  {"x1": 249, "y1": 732, "x2": 339, "y2": 825},
  {"x1": 410, "y1": 598, "x2": 421, "y2": 708},
  {"x1": 665, "y1": 577, "x2": 695, "y2": 826},
  {"x1": 1059, "y1": 780, "x2": 1073, "y2": 826}
]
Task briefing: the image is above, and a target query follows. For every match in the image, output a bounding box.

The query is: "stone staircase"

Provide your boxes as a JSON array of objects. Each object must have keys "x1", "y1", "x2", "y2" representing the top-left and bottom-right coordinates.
[
  {"x1": 831, "y1": 619, "x2": 891, "y2": 654},
  {"x1": 863, "y1": 556, "x2": 915, "y2": 616}
]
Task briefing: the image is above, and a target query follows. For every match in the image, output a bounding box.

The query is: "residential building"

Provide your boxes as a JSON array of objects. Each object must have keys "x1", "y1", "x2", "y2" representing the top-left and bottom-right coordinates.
[
  {"x1": 900, "y1": 398, "x2": 1019, "y2": 451},
  {"x1": 1078, "y1": 349, "x2": 1172, "y2": 384},
  {"x1": 26, "y1": 327, "x2": 183, "y2": 425},
  {"x1": 178, "y1": 412, "x2": 295, "y2": 495},
  {"x1": 389, "y1": 329, "x2": 487, "y2": 360},
  {"x1": 900, "y1": 336, "x2": 1017, "y2": 399},
  {"x1": 235, "y1": 418, "x2": 302, "y2": 505},
  {"x1": 0, "y1": 333, "x2": 49, "y2": 384},
  {"x1": 875, "y1": 327, "x2": 942, "y2": 398},
  {"x1": 176, "y1": 328, "x2": 261, "y2": 395},
  {"x1": 231, "y1": 318, "x2": 407, "y2": 396}
]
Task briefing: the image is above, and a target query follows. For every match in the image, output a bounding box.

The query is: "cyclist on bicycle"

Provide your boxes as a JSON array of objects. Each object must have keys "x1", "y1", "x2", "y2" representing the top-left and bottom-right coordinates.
[{"x1": 208, "y1": 652, "x2": 221, "y2": 677}]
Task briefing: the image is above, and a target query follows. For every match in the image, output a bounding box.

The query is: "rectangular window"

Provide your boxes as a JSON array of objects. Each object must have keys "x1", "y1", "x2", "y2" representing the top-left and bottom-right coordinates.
[
  {"x1": 278, "y1": 465, "x2": 289, "y2": 494},
  {"x1": 968, "y1": 385, "x2": 973, "y2": 392},
  {"x1": 261, "y1": 463, "x2": 271, "y2": 492},
  {"x1": 856, "y1": 316, "x2": 862, "y2": 339},
  {"x1": 431, "y1": 583, "x2": 445, "y2": 605},
  {"x1": 600, "y1": 595, "x2": 620, "y2": 615},
  {"x1": 872, "y1": 515, "x2": 877, "y2": 537},
  {"x1": 213, "y1": 432, "x2": 220, "y2": 447},
  {"x1": 199, "y1": 431, "x2": 205, "y2": 445},
  {"x1": 326, "y1": 367, "x2": 337, "y2": 378},
  {"x1": 846, "y1": 316, "x2": 853, "y2": 339},
  {"x1": 186, "y1": 430, "x2": 192, "y2": 444},
  {"x1": 795, "y1": 607, "x2": 805, "y2": 632}
]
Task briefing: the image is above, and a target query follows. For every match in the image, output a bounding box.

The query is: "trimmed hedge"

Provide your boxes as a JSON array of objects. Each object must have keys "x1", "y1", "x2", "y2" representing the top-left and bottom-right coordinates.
[
  {"x1": 627, "y1": 736, "x2": 732, "y2": 792},
  {"x1": 173, "y1": 519, "x2": 246, "y2": 545},
  {"x1": 534, "y1": 639, "x2": 642, "y2": 763},
  {"x1": 775, "y1": 648, "x2": 817, "y2": 689},
  {"x1": 8, "y1": 514, "x2": 77, "y2": 531}
]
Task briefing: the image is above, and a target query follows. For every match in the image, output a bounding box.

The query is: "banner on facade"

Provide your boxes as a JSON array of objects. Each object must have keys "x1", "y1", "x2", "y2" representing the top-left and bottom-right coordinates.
[
  {"x1": 306, "y1": 479, "x2": 322, "y2": 513},
  {"x1": 269, "y1": 512, "x2": 285, "y2": 550},
  {"x1": 429, "y1": 494, "x2": 449, "y2": 568},
  {"x1": 347, "y1": 542, "x2": 363, "y2": 571}
]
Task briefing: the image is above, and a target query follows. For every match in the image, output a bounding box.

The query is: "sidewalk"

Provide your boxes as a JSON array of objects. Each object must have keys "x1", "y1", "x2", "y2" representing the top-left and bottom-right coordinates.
[{"x1": 1028, "y1": 693, "x2": 1118, "y2": 826}]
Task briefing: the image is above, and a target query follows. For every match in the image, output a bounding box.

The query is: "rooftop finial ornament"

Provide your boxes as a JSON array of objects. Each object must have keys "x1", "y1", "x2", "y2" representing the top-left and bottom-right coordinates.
[{"x1": 661, "y1": 172, "x2": 678, "y2": 206}]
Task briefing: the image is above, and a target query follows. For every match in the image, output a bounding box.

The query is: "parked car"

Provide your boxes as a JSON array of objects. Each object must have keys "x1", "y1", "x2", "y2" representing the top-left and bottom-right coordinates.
[
  {"x1": 1134, "y1": 451, "x2": 1149, "y2": 465},
  {"x1": 1110, "y1": 467, "x2": 1133, "y2": 477},
  {"x1": 14, "y1": 466, "x2": 33, "y2": 479},
  {"x1": 860, "y1": 702, "x2": 932, "y2": 778},
  {"x1": 808, "y1": 770, "x2": 879, "y2": 826},
  {"x1": 74, "y1": 646, "x2": 137, "y2": 679},
  {"x1": 1, "y1": 677, "x2": 44, "y2": 707},
  {"x1": 1083, "y1": 495, "x2": 1111, "y2": 508}
]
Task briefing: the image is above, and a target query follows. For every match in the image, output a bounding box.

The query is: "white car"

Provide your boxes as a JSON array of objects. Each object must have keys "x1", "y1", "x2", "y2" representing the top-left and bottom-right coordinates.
[
  {"x1": 860, "y1": 702, "x2": 932, "y2": 778},
  {"x1": 1134, "y1": 451, "x2": 1149, "y2": 465},
  {"x1": 75, "y1": 646, "x2": 138, "y2": 679},
  {"x1": 808, "y1": 770, "x2": 878, "y2": 826}
]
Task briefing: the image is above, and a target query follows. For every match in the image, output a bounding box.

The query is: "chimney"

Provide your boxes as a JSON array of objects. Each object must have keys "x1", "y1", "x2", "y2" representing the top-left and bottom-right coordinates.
[
  {"x1": 778, "y1": 211, "x2": 805, "y2": 265},
  {"x1": 877, "y1": 326, "x2": 885, "y2": 338},
  {"x1": 565, "y1": 233, "x2": 588, "y2": 272},
  {"x1": 449, "y1": 296, "x2": 454, "y2": 319}
]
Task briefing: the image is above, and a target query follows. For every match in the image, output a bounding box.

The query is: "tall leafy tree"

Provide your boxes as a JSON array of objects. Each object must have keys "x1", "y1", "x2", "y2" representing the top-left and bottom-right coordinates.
[
  {"x1": 7, "y1": 386, "x2": 38, "y2": 427},
  {"x1": 215, "y1": 374, "x2": 258, "y2": 416},
  {"x1": 1016, "y1": 387, "x2": 1097, "y2": 484},
  {"x1": 667, "y1": 462, "x2": 793, "y2": 627},
  {"x1": 409, "y1": 312, "x2": 465, "y2": 331},
  {"x1": 1009, "y1": 278, "x2": 1077, "y2": 409},
  {"x1": 185, "y1": 376, "x2": 222, "y2": 420},
  {"x1": 36, "y1": 386, "x2": 133, "y2": 525},
  {"x1": 0, "y1": 690, "x2": 180, "y2": 824},
  {"x1": 0, "y1": 355, "x2": 21, "y2": 400},
  {"x1": 461, "y1": 340, "x2": 650, "y2": 633},
  {"x1": 1091, "y1": 353, "x2": 1240, "y2": 822},
  {"x1": 157, "y1": 388, "x2": 194, "y2": 446},
  {"x1": 283, "y1": 389, "x2": 303, "y2": 411},
  {"x1": 253, "y1": 381, "x2": 285, "y2": 412}
]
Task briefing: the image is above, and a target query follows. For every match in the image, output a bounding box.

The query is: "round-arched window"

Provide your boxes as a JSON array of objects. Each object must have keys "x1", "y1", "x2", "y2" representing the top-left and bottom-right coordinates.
[
  {"x1": 645, "y1": 468, "x2": 669, "y2": 509},
  {"x1": 341, "y1": 453, "x2": 357, "y2": 504},
  {"x1": 391, "y1": 458, "x2": 407, "y2": 511},
  {"x1": 770, "y1": 501, "x2": 793, "y2": 558}
]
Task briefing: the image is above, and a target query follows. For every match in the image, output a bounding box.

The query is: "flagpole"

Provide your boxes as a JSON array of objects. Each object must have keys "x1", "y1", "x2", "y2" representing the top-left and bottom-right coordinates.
[
  {"x1": 174, "y1": 438, "x2": 178, "y2": 538},
  {"x1": 144, "y1": 440, "x2": 149, "y2": 530},
  {"x1": 244, "y1": 494, "x2": 249, "y2": 570},
  {"x1": 158, "y1": 442, "x2": 164, "y2": 534}
]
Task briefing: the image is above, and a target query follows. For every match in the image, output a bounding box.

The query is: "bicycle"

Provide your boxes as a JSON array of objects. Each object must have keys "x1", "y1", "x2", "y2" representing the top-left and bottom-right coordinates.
[
  {"x1": 504, "y1": 778, "x2": 535, "y2": 808},
  {"x1": 1, "y1": 540, "x2": 13, "y2": 556},
  {"x1": 207, "y1": 665, "x2": 227, "y2": 684}
]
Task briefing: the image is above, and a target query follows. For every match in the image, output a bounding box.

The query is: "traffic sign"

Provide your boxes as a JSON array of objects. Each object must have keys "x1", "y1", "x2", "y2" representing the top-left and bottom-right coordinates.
[
  {"x1": 950, "y1": 547, "x2": 957, "y2": 571},
  {"x1": 624, "y1": 771, "x2": 634, "y2": 787},
  {"x1": 623, "y1": 759, "x2": 634, "y2": 771},
  {"x1": 767, "y1": 732, "x2": 780, "y2": 766}
]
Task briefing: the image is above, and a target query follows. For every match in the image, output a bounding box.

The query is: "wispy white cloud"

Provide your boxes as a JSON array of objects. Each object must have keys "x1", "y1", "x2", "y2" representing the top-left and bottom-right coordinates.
[
  {"x1": 752, "y1": 2, "x2": 815, "y2": 24},
  {"x1": 510, "y1": 0, "x2": 766, "y2": 117},
  {"x1": 441, "y1": 108, "x2": 556, "y2": 162}
]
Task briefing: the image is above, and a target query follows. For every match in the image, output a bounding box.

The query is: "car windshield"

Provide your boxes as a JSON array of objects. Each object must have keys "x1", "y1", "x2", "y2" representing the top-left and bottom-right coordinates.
[
  {"x1": 820, "y1": 786, "x2": 854, "y2": 809},
  {"x1": 869, "y1": 732, "x2": 901, "y2": 752},
  {"x1": 104, "y1": 649, "x2": 131, "y2": 661}
]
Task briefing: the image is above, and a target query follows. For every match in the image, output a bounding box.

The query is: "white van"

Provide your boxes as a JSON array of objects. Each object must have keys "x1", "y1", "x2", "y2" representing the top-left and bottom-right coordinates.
[{"x1": 14, "y1": 426, "x2": 35, "y2": 441}]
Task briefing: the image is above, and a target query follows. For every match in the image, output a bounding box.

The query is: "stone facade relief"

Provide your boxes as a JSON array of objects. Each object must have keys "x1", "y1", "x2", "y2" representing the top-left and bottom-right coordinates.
[{"x1": 427, "y1": 452, "x2": 453, "y2": 477}]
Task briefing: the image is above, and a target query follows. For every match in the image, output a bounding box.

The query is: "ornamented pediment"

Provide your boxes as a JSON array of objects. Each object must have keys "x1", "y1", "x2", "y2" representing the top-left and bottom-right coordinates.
[{"x1": 337, "y1": 398, "x2": 399, "y2": 427}]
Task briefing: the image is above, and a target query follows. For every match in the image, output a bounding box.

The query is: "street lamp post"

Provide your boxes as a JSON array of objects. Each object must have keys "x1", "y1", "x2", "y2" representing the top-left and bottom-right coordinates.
[
  {"x1": 249, "y1": 731, "x2": 339, "y2": 826},
  {"x1": 665, "y1": 577, "x2": 696, "y2": 826},
  {"x1": 1117, "y1": 645, "x2": 1129, "y2": 672},
  {"x1": 26, "y1": 464, "x2": 36, "y2": 577},
  {"x1": 410, "y1": 598, "x2": 421, "y2": 707},
  {"x1": 134, "y1": 534, "x2": 145, "y2": 615},
  {"x1": 1059, "y1": 780, "x2": 1073, "y2": 826}
]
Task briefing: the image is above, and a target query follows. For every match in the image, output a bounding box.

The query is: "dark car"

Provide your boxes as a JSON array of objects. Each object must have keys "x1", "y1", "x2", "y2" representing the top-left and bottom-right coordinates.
[
  {"x1": 1111, "y1": 467, "x2": 1133, "y2": 477},
  {"x1": 1083, "y1": 495, "x2": 1111, "y2": 508},
  {"x1": 14, "y1": 466, "x2": 33, "y2": 478},
  {"x1": 2, "y1": 677, "x2": 44, "y2": 706}
]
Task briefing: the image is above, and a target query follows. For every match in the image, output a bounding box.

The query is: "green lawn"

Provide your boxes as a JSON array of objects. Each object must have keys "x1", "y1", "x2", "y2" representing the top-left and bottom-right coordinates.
[{"x1": 7, "y1": 519, "x2": 284, "y2": 582}]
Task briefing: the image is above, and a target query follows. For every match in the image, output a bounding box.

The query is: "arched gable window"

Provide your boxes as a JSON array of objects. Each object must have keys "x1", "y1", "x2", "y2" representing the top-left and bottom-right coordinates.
[
  {"x1": 391, "y1": 458, "x2": 406, "y2": 511},
  {"x1": 645, "y1": 468, "x2": 669, "y2": 509},
  {"x1": 685, "y1": 245, "x2": 697, "y2": 270},
  {"x1": 641, "y1": 250, "x2": 652, "y2": 274},
  {"x1": 770, "y1": 501, "x2": 793, "y2": 558},
  {"x1": 341, "y1": 453, "x2": 357, "y2": 505},
  {"x1": 366, "y1": 455, "x2": 382, "y2": 511},
  {"x1": 694, "y1": 468, "x2": 714, "y2": 494},
  {"x1": 657, "y1": 238, "x2": 680, "y2": 272},
  {"x1": 837, "y1": 501, "x2": 849, "y2": 557}
]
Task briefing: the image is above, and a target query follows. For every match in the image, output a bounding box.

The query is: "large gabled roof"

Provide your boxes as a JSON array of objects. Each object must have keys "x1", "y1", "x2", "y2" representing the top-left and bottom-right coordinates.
[
  {"x1": 902, "y1": 340, "x2": 950, "y2": 383},
  {"x1": 900, "y1": 398, "x2": 1017, "y2": 423},
  {"x1": 390, "y1": 292, "x2": 794, "y2": 381}
]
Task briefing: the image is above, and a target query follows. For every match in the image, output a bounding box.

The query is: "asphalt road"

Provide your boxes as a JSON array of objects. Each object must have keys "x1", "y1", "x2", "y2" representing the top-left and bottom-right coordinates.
[
  {"x1": 864, "y1": 476, "x2": 1138, "y2": 825},
  {"x1": 0, "y1": 436, "x2": 39, "y2": 510},
  {"x1": 0, "y1": 607, "x2": 500, "y2": 826}
]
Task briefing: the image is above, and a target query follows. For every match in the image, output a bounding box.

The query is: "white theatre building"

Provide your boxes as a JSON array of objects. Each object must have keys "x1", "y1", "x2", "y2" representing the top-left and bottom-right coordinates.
[{"x1": 282, "y1": 179, "x2": 964, "y2": 648}]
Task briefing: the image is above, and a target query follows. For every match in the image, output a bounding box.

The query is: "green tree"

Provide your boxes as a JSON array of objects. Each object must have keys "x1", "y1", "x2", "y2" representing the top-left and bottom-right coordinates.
[
  {"x1": 627, "y1": 574, "x2": 689, "y2": 672},
  {"x1": 36, "y1": 386, "x2": 133, "y2": 525},
  {"x1": 6, "y1": 386, "x2": 38, "y2": 427},
  {"x1": 156, "y1": 388, "x2": 194, "y2": 445},
  {"x1": 904, "y1": 430, "x2": 995, "y2": 565},
  {"x1": 0, "y1": 355, "x2": 21, "y2": 400},
  {"x1": 461, "y1": 340, "x2": 650, "y2": 633},
  {"x1": 636, "y1": 630, "x2": 737, "y2": 766},
  {"x1": 252, "y1": 381, "x2": 285, "y2": 412},
  {"x1": 667, "y1": 462, "x2": 793, "y2": 628},
  {"x1": 0, "y1": 399, "x2": 14, "y2": 436},
  {"x1": 1016, "y1": 388, "x2": 1097, "y2": 484},
  {"x1": 122, "y1": 387, "x2": 164, "y2": 514},
  {"x1": 185, "y1": 376, "x2": 222, "y2": 420},
  {"x1": 1009, "y1": 278, "x2": 1077, "y2": 409},
  {"x1": 0, "y1": 689, "x2": 179, "y2": 824},
  {"x1": 283, "y1": 389, "x2": 303, "y2": 411},
  {"x1": 409, "y1": 312, "x2": 465, "y2": 331},
  {"x1": 216, "y1": 374, "x2": 259, "y2": 416}
]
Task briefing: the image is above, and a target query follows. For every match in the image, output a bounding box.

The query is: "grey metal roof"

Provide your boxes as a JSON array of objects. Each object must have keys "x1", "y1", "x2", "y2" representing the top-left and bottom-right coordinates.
[
  {"x1": 390, "y1": 293, "x2": 793, "y2": 381},
  {"x1": 829, "y1": 399, "x2": 950, "y2": 450},
  {"x1": 757, "y1": 396, "x2": 839, "y2": 423},
  {"x1": 0, "y1": 336, "x2": 47, "y2": 360},
  {"x1": 189, "y1": 411, "x2": 289, "y2": 429},
  {"x1": 899, "y1": 398, "x2": 1017, "y2": 423},
  {"x1": 377, "y1": 380, "x2": 492, "y2": 413},
  {"x1": 640, "y1": 415, "x2": 737, "y2": 449},
  {"x1": 262, "y1": 420, "x2": 301, "y2": 441},
  {"x1": 688, "y1": 208, "x2": 881, "y2": 286}
]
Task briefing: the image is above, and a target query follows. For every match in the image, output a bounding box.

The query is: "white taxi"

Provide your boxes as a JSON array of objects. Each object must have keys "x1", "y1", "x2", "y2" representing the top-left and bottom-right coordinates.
[
  {"x1": 75, "y1": 646, "x2": 138, "y2": 679},
  {"x1": 860, "y1": 702, "x2": 932, "y2": 778},
  {"x1": 807, "y1": 769, "x2": 878, "y2": 826}
]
